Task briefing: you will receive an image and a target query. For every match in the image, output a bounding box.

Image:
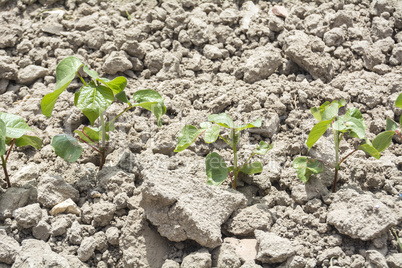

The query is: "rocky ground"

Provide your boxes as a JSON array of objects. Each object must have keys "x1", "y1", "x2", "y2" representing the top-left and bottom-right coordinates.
[{"x1": 0, "y1": 0, "x2": 402, "y2": 267}]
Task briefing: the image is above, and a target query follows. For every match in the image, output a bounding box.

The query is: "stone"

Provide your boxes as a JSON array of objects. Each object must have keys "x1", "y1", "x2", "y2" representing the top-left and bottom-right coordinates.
[
  {"x1": 162, "y1": 260, "x2": 180, "y2": 268},
  {"x1": 37, "y1": 175, "x2": 79, "y2": 208},
  {"x1": 156, "y1": 52, "x2": 181, "y2": 80},
  {"x1": 13, "y1": 239, "x2": 69, "y2": 267},
  {"x1": 187, "y1": 17, "x2": 209, "y2": 46},
  {"x1": 362, "y1": 46, "x2": 386, "y2": 70},
  {"x1": 0, "y1": 24, "x2": 22, "y2": 48},
  {"x1": 224, "y1": 204, "x2": 273, "y2": 236},
  {"x1": 371, "y1": 16, "x2": 393, "y2": 42},
  {"x1": 283, "y1": 30, "x2": 339, "y2": 82},
  {"x1": 212, "y1": 238, "x2": 245, "y2": 268},
  {"x1": 0, "y1": 56, "x2": 18, "y2": 80},
  {"x1": 121, "y1": 40, "x2": 148, "y2": 59},
  {"x1": 255, "y1": 230, "x2": 296, "y2": 263},
  {"x1": 140, "y1": 168, "x2": 247, "y2": 248},
  {"x1": 10, "y1": 163, "x2": 39, "y2": 187},
  {"x1": 0, "y1": 79, "x2": 8, "y2": 94},
  {"x1": 366, "y1": 250, "x2": 388, "y2": 268},
  {"x1": 75, "y1": 13, "x2": 98, "y2": 31},
  {"x1": 13, "y1": 203, "x2": 42, "y2": 229},
  {"x1": 103, "y1": 51, "x2": 133, "y2": 75},
  {"x1": 49, "y1": 198, "x2": 81, "y2": 216},
  {"x1": 97, "y1": 166, "x2": 135, "y2": 196},
  {"x1": 181, "y1": 249, "x2": 212, "y2": 268},
  {"x1": 105, "y1": 227, "x2": 119, "y2": 245},
  {"x1": 327, "y1": 188, "x2": 397, "y2": 240},
  {"x1": 77, "y1": 237, "x2": 96, "y2": 262},
  {"x1": 317, "y1": 247, "x2": 345, "y2": 264},
  {"x1": 0, "y1": 187, "x2": 33, "y2": 220},
  {"x1": 248, "y1": 111, "x2": 280, "y2": 137},
  {"x1": 219, "y1": 8, "x2": 239, "y2": 25},
  {"x1": 93, "y1": 231, "x2": 107, "y2": 251},
  {"x1": 51, "y1": 215, "x2": 73, "y2": 236},
  {"x1": 291, "y1": 177, "x2": 329, "y2": 205},
  {"x1": 0, "y1": 233, "x2": 20, "y2": 264},
  {"x1": 272, "y1": 5, "x2": 288, "y2": 18},
  {"x1": 91, "y1": 202, "x2": 116, "y2": 227},
  {"x1": 42, "y1": 23, "x2": 64, "y2": 35},
  {"x1": 144, "y1": 49, "x2": 165, "y2": 74},
  {"x1": 32, "y1": 220, "x2": 51, "y2": 241},
  {"x1": 386, "y1": 253, "x2": 402, "y2": 268},
  {"x1": 240, "y1": 1, "x2": 259, "y2": 30},
  {"x1": 323, "y1": 27, "x2": 345, "y2": 47},
  {"x1": 243, "y1": 45, "x2": 282, "y2": 83},
  {"x1": 17, "y1": 65, "x2": 48, "y2": 85},
  {"x1": 390, "y1": 43, "x2": 402, "y2": 65},
  {"x1": 203, "y1": 45, "x2": 223, "y2": 60}
]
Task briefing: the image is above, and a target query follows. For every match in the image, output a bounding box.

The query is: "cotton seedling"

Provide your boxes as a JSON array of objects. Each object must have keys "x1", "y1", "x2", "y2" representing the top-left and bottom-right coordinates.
[
  {"x1": 293, "y1": 99, "x2": 394, "y2": 192},
  {"x1": 41, "y1": 56, "x2": 166, "y2": 170},
  {"x1": 175, "y1": 113, "x2": 273, "y2": 189}
]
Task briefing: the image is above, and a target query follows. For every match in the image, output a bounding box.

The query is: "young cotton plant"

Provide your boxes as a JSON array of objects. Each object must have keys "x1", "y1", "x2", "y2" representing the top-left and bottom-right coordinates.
[
  {"x1": 174, "y1": 113, "x2": 273, "y2": 189},
  {"x1": 41, "y1": 56, "x2": 166, "y2": 170},
  {"x1": 0, "y1": 112, "x2": 42, "y2": 188},
  {"x1": 293, "y1": 100, "x2": 394, "y2": 192}
]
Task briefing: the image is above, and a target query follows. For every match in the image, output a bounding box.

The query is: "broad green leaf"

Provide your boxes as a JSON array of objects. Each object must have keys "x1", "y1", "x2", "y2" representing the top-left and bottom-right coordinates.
[
  {"x1": 236, "y1": 118, "x2": 262, "y2": 131},
  {"x1": 311, "y1": 101, "x2": 330, "y2": 121},
  {"x1": 306, "y1": 120, "x2": 331, "y2": 150},
  {"x1": 204, "y1": 124, "x2": 220, "y2": 143},
  {"x1": 200, "y1": 122, "x2": 212, "y2": 129},
  {"x1": 344, "y1": 107, "x2": 363, "y2": 119},
  {"x1": 372, "y1": 130, "x2": 395, "y2": 153},
  {"x1": 386, "y1": 118, "x2": 398, "y2": 131},
  {"x1": 0, "y1": 112, "x2": 32, "y2": 139},
  {"x1": 208, "y1": 113, "x2": 234, "y2": 129},
  {"x1": 83, "y1": 65, "x2": 99, "y2": 79},
  {"x1": 0, "y1": 119, "x2": 6, "y2": 155},
  {"x1": 115, "y1": 91, "x2": 129, "y2": 103},
  {"x1": 292, "y1": 156, "x2": 325, "y2": 183},
  {"x1": 51, "y1": 134, "x2": 83, "y2": 162},
  {"x1": 14, "y1": 135, "x2": 42, "y2": 149},
  {"x1": 344, "y1": 117, "x2": 366, "y2": 139},
  {"x1": 74, "y1": 126, "x2": 110, "y2": 146},
  {"x1": 133, "y1": 89, "x2": 166, "y2": 127},
  {"x1": 42, "y1": 56, "x2": 83, "y2": 117},
  {"x1": 174, "y1": 125, "x2": 203, "y2": 152},
  {"x1": 205, "y1": 152, "x2": 229, "y2": 186},
  {"x1": 99, "y1": 76, "x2": 127, "y2": 96},
  {"x1": 311, "y1": 100, "x2": 344, "y2": 122},
  {"x1": 358, "y1": 143, "x2": 381, "y2": 159},
  {"x1": 254, "y1": 141, "x2": 273, "y2": 155},
  {"x1": 396, "y1": 93, "x2": 402, "y2": 108},
  {"x1": 240, "y1": 161, "x2": 263, "y2": 174},
  {"x1": 75, "y1": 85, "x2": 114, "y2": 125}
]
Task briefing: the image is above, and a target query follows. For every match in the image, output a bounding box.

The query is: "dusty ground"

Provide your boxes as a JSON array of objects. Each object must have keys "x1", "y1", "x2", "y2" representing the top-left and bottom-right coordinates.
[{"x1": 0, "y1": 0, "x2": 402, "y2": 267}]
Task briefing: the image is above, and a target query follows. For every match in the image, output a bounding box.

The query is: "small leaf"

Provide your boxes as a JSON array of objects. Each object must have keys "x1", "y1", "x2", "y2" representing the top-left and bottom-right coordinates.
[
  {"x1": 344, "y1": 107, "x2": 363, "y2": 119},
  {"x1": 306, "y1": 120, "x2": 331, "y2": 150},
  {"x1": 240, "y1": 161, "x2": 263, "y2": 174},
  {"x1": 74, "y1": 126, "x2": 110, "y2": 146},
  {"x1": 83, "y1": 65, "x2": 99, "y2": 79},
  {"x1": 208, "y1": 113, "x2": 234, "y2": 128},
  {"x1": 311, "y1": 100, "x2": 343, "y2": 122},
  {"x1": 204, "y1": 125, "x2": 220, "y2": 143},
  {"x1": 395, "y1": 93, "x2": 402, "y2": 108},
  {"x1": 358, "y1": 143, "x2": 381, "y2": 159},
  {"x1": 254, "y1": 141, "x2": 273, "y2": 155},
  {"x1": 205, "y1": 152, "x2": 228, "y2": 186},
  {"x1": 51, "y1": 134, "x2": 83, "y2": 163},
  {"x1": 292, "y1": 156, "x2": 325, "y2": 183},
  {"x1": 0, "y1": 119, "x2": 6, "y2": 155},
  {"x1": 236, "y1": 118, "x2": 262, "y2": 131},
  {"x1": 174, "y1": 125, "x2": 203, "y2": 152},
  {"x1": 99, "y1": 76, "x2": 127, "y2": 96},
  {"x1": 115, "y1": 91, "x2": 129, "y2": 103},
  {"x1": 75, "y1": 85, "x2": 114, "y2": 125},
  {"x1": 14, "y1": 135, "x2": 42, "y2": 149},
  {"x1": 0, "y1": 112, "x2": 32, "y2": 139},
  {"x1": 386, "y1": 118, "x2": 398, "y2": 131},
  {"x1": 372, "y1": 130, "x2": 395, "y2": 152},
  {"x1": 42, "y1": 56, "x2": 83, "y2": 117},
  {"x1": 345, "y1": 117, "x2": 366, "y2": 139},
  {"x1": 133, "y1": 89, "x2": 166, "y2": 127}
]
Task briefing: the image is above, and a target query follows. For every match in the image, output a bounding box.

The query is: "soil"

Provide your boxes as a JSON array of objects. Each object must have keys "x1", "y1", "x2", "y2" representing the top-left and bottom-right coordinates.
[{"x1": 0, "y1": 0, "x2": 401, "y2": 267}]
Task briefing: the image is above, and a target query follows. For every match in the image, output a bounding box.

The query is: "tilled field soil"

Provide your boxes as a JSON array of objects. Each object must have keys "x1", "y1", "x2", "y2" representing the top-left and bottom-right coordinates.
[{"x1": 0, "y1": 0, "x2": 402, "y2": 267}]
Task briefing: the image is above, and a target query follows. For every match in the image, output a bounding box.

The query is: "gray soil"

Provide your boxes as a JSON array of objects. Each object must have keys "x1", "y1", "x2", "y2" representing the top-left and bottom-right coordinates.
[{"x1": 0, "y1": 0, "x2": 402, "y2": 267}]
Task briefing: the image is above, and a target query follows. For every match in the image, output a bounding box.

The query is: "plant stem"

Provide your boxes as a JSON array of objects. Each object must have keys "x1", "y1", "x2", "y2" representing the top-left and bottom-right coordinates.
[
  {"x1": 5, "y1": 139, "x2": 15, "y2": 162},
  {"x1": 99, "y1": 113, "x2": 106, "y2": 170},
  {"x1": 107, "y1": 104, "x2": 132, "y2": 129},
  {"x1": 76, "y1": 72, "x2": 87, "y2": 86},
  {"x1": 232, "y1": 129, "x2": 238, "y2": 189},
  {"x1": 333, "y1": 129, "x2": 340, "y2": 193},
  {"x1": 77, "y1": 137, "x2": 101, "y2": 154},
  {"x1": 338, "y1": 149, "x2": 358, "y2": 166},
  {"x1": 1, "y1": 155, "x2": 10, "y2": 188}
]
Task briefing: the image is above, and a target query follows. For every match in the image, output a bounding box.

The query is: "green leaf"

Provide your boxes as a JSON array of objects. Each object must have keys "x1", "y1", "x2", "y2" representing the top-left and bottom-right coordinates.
[
  {"x1": 74, "y1": 126, "x2": 110, "y2": 146},
  {"x1": 240, "y1": 161, "x2": 263, "y2": 175},
  {"x1": 204, "y1": 125, "x2": 220, "y2": 143},
  {"x1": 395, "y1": 93, "x2": 402, "y2": 108},
  {"x1": 254, "y1": 141, "x2": 273, "y2": 155},
  {"x1": 306, "y1": 120, "x2": 332, "y2": 150},
  {"x1": 0, "y1": 112, "x2": 32, "y2": 139},
  {"x1": 14, "y1": 135, "x2": 42, "y2": 149},
  {"x1": 41, "y1": 56, "x2": 83, "y2": 117},
  {"x1": 208, "y1": 113, "x2": 234, "y2": 129},
  {"x1": 51, "y1": 134, "x2": 83, "y2": 163},
  {"x1": 358, "y1": 143, "x2": 381, "y2": 159},
  {"x1": 0, "y1": 119, "x2": 6, "y2": 156},
  {"x1": 235, "y1": 118, "x2": 262, "y2": 131},
  {"x1": 174, "y1": 125, "x2": 202, "y2": 152},
  {"x1": 292, "y1": 156, "x2": 325, "y2": 183},
  {"x1": 99, "y1": 76, "x2": 127, "y2": 95},
  {"x1": 205, "y1": 152, "x2": 229, "y2": 186},
  {"x1": 372, "y1": 130, "x2": 395, "y2": 153},
  {"x1": 344, "y1": 107, "x2": 363, "y2": 119},
  {"x1": 115, "y1": 91, "x2": 129, "y2": 103},
  {"x1": 386, "y1": 118, "x2": 398, "y2": 131},
  {"x1": 83, "y1": 65, "x2": 99, "y2": 79},
  {"x1": 311, "y1": 100, "x2": 344, "y2": 122},
  {"x1": 75, "y1": 85, "x2": 114, "y2": 125},
  {"x1": 133, "y1": 89, "x2": 166, "y2": 127},
  {"x1": 344, "y1": 117, "x2": 366, "y2": 139}
]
